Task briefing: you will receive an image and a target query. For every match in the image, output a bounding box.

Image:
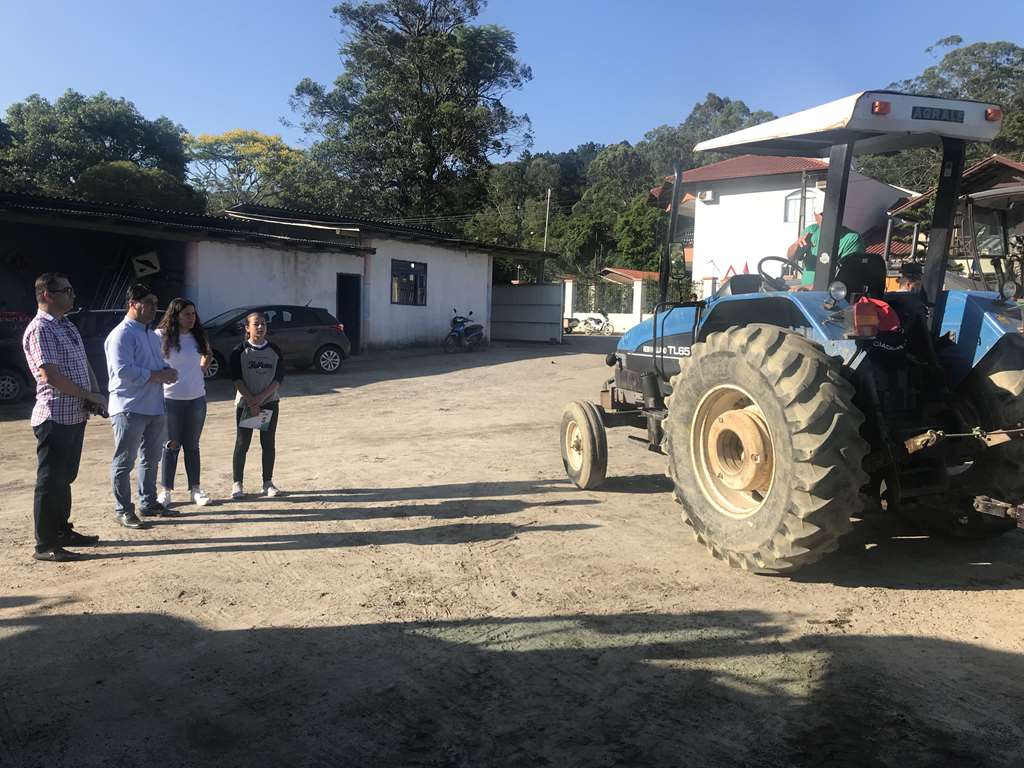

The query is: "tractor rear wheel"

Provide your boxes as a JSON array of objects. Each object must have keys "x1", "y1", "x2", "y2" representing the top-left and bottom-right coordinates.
[
  {"x1": 664, "y1": 325, "x2": 869, "y2": 572},
  {"x1": 921, "y1": 332, "x2": 1024, "y2": 538},
  {"x1": 560, "y1": 401, "x2": 608, "y2": 490}
]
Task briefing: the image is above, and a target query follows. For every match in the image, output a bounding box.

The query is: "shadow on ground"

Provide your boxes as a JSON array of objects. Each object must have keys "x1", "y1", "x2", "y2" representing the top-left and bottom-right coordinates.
[
  {"x1": 791, "y1": 513, "x2": 1024, "y2": 591},
  {"x1": 0, "y1": 336, "x2": 618, "y2": 419},
  {"x1": 0, "y1": 607, "x2": 1020, "y2": 767},
  {"x1": 198, "y1": 336, "x2": 620, "y2": 403}
]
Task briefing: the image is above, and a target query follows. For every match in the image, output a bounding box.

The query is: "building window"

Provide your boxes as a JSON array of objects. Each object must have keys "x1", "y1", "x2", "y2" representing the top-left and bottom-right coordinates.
[
  {"x1": 391, "y1": 259, "x2": 427, "y2": 305},
  {"x1": 784, "y1": 190, "x2": 817, "y2": 224}
]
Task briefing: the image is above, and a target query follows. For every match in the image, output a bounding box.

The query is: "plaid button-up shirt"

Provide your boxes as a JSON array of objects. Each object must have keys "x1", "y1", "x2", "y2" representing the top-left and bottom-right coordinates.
[{"x1": 22, "y1": 310, "x2": 91, "y2": 427}]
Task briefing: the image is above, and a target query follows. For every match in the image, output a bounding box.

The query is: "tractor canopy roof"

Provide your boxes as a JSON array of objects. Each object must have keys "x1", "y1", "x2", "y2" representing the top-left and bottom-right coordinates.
[{"x1": 694, "y1": 91, "x2": 1003, "y2": 158}]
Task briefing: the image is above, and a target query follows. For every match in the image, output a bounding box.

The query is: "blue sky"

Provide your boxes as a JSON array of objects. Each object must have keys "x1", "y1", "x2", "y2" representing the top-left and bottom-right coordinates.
[{"x1": 1, "y1": 0, "x2": 1021, "y2": 155}]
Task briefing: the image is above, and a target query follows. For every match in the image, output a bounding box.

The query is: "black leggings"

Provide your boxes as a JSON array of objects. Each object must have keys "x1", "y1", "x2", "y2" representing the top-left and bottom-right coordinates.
[{"x1": 232, "y1": 401, "x2": 279, "y2": 484}]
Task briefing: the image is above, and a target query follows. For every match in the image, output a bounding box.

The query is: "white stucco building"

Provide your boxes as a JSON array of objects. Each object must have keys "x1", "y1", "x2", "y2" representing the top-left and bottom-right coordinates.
[
  {"x1": 185, "y1": 204, "x2": 514, "y2": 351},
  {"x1": 0, "y1": 195, "x2": 555, "y2": 353},
  {"x1": 663, "y1": 156, "x2": 909, "y2": 296}
]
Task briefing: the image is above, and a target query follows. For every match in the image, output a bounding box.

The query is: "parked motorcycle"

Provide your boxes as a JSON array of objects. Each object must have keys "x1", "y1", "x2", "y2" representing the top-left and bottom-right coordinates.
[
  {"x1": 581, "y1": 311, "x2": 614, "y2": 335},
  {"x1": 564, "y1": 317, "x2": 581, "y2": 334},
  {"x1": 443, "y1": 308, "x2": 485, "y2": 352}
]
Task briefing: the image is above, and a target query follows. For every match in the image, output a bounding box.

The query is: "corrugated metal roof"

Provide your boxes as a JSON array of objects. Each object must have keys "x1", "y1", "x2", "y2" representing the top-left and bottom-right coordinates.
[
  {"x1": 228, "y1": 204, "x2": 552, "y2": 260},
  {"x1": 0, "y1": 192, "x2": 373, "y2": 253}
]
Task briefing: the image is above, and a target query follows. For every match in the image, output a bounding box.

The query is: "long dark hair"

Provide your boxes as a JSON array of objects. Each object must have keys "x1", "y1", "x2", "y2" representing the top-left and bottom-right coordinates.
[{"x1": 157, "y1": 298, "x2": 211, "y2": 358}]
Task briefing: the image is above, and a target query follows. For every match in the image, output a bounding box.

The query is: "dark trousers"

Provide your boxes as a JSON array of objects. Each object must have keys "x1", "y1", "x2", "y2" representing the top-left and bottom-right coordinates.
[
  {"x1": 33, "y1": 420, "x2": 86, "y2": 552},
  {"x1": 161, "y1": 396, "x2": 207, "y2": 490},
  {"x1": 232, "y1": 401, "x2": 279, "y2": 484}
]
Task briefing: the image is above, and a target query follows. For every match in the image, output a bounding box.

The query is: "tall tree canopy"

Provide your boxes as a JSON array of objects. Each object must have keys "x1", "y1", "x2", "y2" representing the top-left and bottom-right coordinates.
[
  {"x1": 858, "y1": 37, "x2": 1024, "y2": 191},
  {"x1": 291, "y1": 0, "x2": 532, "y2": 218},
  {"x1": 638, "y1": 93, "x2": 775, "y2": 176},
  {"x1": 0, "y1": 90, "x2": 189, "y2": 196},
  {"x1": 185, "y1": 130, "x2": 306, "y2": 211}
]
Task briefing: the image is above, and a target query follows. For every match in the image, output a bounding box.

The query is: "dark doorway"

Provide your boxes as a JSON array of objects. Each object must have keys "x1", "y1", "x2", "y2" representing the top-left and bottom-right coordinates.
[{"x1": 336, "y1": 273, "x2": 362, "y2": 354}]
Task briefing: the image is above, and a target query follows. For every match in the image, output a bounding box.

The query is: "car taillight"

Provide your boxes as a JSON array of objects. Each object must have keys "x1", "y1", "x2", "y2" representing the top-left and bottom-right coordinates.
[
  {"x1": 853, "y1": 299, "x2": 880, "y2": 338},
  {"x1": 986, "y1": 107, "x2": 1003, "y2": 122},
  {"x1": 335, "y1": 323, "x2": 345, "y2": 333}
]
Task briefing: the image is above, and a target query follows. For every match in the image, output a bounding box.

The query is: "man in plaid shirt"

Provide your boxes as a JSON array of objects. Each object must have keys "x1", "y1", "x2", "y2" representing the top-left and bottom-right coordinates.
[{"x1": 22, "y1": 273, "x2": 107, "y2": 562}]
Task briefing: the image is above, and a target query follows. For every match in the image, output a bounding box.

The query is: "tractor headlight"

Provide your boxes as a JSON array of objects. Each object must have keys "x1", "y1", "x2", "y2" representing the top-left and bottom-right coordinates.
[
  {"x1": 1002, "y1": 280, "x2": 1018, "y2": 300},
  {"x1": 828, "y1": 281, "x2": 848, "y2": 302}
]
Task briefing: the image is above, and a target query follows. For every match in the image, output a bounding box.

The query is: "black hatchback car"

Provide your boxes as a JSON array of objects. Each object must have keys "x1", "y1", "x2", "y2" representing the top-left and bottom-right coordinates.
[
  {"x1": 0, "y1": 308, "x2": 123, "y2": 403},
  {"x1": 202, "y1": 305, "x2": 351, "y2": 379}
]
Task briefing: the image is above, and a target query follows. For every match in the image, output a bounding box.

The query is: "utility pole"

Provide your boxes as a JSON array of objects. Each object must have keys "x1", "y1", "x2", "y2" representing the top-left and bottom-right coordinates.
[{"x1": 543, "y1": 188, "x2": 552, "y2": 251}]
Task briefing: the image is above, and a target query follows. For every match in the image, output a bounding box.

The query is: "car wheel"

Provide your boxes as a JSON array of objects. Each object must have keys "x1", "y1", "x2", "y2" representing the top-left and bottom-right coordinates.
[
  {"x1": 315, "y1": 344, "x2": 344, "y2": 374},
  {"x1": 0, "y1": 368, "x2": 27, "y2": 403},
  {"x1": 204, "y1": 352, "x2": 225, "y2": 380}
]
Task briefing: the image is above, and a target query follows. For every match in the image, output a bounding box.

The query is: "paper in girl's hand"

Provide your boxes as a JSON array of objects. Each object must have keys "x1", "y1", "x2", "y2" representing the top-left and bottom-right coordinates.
[{"x1": 239, "y1": 409, "x2": 274, "y2": 431}]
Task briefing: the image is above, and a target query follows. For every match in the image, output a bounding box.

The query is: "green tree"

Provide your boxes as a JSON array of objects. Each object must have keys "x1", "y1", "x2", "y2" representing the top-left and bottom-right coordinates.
[
  {"x1": 185, "y1": 130, "x2": 306, "y2": 211},
  {"x1": 857, "y1": 38, "x2": 1024, "y2": 191},
  {"x1": 75, "y1": 161, "x2": 205, "y2": 212},
  {"x1": 463, "y1": 154, "x2": 559, "y2": 247},
  {"x1": 613, "y1": 193, "x2": 664, "y2": 271},
  {"x1": 0, "y1": 90, "x2": 188, "y2": 196},
  {"x1": 638, "y1": 93, "x2": 775, "y2": 175},
  {"x1": 291, "y1": 0, "x2": 532, "y2": 218}
]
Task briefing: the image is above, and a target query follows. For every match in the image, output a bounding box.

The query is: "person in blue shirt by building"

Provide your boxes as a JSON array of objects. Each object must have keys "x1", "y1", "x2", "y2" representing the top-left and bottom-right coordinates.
[{"x1": 104, "y1": 283, "x2": 179, "y2": 529}]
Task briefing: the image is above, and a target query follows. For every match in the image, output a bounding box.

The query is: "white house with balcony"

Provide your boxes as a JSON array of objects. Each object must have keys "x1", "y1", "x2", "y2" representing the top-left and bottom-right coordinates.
[{"x1": 651, "y1": 156, "x2": 911, "y2": 297}]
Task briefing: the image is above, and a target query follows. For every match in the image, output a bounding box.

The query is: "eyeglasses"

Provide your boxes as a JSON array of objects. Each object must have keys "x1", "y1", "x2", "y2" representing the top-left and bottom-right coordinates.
[
  {"x1": 132, "y1": 297, "x2": 158, "y2": 307},
  {"x1": 50, "y1": 286, "x2": 75, "y2": 295}
]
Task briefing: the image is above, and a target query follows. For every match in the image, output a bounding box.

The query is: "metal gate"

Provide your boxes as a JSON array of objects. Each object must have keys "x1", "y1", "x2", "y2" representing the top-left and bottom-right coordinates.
[{"x1": 490, "y1": 283, "x2": 564, "y2": 343}]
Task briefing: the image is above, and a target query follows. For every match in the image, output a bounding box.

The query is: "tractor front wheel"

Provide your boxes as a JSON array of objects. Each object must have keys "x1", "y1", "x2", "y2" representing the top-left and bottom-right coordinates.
[
  {"x1": 560, "y1": 401, "x2": 608, "y2": 490},
  {"x1": 664, "y1": 325, "x2": 869, "y2": 572}
]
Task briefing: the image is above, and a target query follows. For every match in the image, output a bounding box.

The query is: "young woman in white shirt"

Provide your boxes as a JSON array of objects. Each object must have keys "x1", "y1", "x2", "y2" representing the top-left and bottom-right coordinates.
[{"x1": 155, "y1": 298, "x2": 213, "y2": 506}]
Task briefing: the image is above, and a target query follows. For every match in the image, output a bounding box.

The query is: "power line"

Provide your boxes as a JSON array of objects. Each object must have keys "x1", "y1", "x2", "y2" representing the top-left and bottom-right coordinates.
[{"x1": 384, "y1": 201, "x2": 576, "y2": 226}]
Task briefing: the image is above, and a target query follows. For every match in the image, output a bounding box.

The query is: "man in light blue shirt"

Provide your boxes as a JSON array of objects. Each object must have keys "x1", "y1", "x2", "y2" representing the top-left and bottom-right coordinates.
[{"x1": 104, "y1": 284, "x2": 178, "y2": 528}]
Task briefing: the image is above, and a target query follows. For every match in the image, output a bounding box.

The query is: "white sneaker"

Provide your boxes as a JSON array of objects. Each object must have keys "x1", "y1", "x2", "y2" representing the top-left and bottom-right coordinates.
[
  {"x1": 231, "y1": 482, "x2": 244, "y2": 500},
  {"x1": 157, "y1": 488, "x2": 173, "y2": 507},
  {"x1": 191, "y1": 487, "x2": 212, "y2": 506},
  {"x1": 263, "y1": 482, "x2": 281, "y2": 498}
]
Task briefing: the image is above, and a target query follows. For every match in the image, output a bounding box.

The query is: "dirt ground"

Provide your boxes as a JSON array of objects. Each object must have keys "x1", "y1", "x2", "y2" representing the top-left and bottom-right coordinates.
[{"x1": 1, "y1": 336, "x2": 1024, "y2": 767}]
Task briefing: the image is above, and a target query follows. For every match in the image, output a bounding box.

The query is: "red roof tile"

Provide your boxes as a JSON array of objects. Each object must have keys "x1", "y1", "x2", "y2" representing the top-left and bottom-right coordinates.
[
  {"x1": 600, "y1": 267, "x2": 660, "y2": 282},
  {"x1": 889, "y1": 154, "x2": 1024, "y2": 215},
  {"x1": 678, "y1": 155, "x2": 829, "y2": 185},
  {"x1": 648, "y1": 156, "x2": 828, "y2": 206},
  {"x1": 862, "y1": 224, "x2": 914, "y2": 257}
]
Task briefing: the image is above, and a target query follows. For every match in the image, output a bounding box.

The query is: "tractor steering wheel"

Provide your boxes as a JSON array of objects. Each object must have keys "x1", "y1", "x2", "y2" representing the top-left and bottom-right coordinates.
[{"x1": 757, "y1": 256, "x2": 803, "y2": 292}]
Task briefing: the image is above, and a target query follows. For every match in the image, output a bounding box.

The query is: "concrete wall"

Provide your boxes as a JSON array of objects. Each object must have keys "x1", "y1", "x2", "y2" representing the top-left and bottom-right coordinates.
[
  {"x1": 188, "y1": 238, "x2": 492, "y2": 350},
  {"x1": 186, "y1": 241, "x2": 364, "y2": 320},
  {"x1": 362, "y1": 238, "x2": 491, "y2": 348},
  {"x1": 691, "y1": 172, "x2": 906, "y2": 296}
]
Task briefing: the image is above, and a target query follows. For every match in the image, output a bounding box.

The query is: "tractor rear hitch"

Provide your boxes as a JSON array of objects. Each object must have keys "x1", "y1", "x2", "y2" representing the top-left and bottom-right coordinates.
[
  {"x1": 974, "y1": 496, "x2": 1024, "y2": 529},
  {"x1": 903, "y1": 426, "x2": 1024, "y2": 456}
]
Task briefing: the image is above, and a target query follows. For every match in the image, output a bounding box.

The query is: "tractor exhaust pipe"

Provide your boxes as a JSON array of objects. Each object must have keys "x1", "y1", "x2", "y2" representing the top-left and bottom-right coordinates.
[{"x1": 660, "y1": 164, "x2": 684, "y2": 304}]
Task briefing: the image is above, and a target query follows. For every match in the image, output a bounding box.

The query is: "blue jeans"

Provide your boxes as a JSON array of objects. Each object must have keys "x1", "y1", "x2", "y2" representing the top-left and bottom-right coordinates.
[
  {"x1": 111, "y1": 411, "x2": 166, "y2": 514},
  {"x1": 161, "y1": 396, "x2": 207, "y2": 490}
]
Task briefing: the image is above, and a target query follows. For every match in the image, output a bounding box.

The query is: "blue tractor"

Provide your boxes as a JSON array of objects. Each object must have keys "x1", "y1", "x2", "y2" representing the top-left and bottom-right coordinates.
[{"x1": 560, "y1": 91, "x2": 1024, "y2": 572}]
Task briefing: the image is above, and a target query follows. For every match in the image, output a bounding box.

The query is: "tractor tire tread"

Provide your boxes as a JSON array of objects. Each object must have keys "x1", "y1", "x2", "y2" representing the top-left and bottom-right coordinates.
[{"x1": 664, "y1": 324, "x2": 868, "y2": 572}]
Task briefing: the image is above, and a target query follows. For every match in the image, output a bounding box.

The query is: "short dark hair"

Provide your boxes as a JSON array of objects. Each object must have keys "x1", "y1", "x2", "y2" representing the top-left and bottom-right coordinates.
[
  {"x1": 34, "y1": 272, "x2": 68, "y2": 302},
  {"x1": 126, "y1": 283, "x2": 155, "y2": 305}
]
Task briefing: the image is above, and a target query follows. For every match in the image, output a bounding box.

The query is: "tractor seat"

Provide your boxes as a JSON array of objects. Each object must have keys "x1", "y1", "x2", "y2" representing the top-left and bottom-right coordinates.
[
  {"x1": 834, "y1": 252, "x2": 886, "y2": 299},
  {"x1": 715, "y1": 274, "x2": 763, "y2": 297}
]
